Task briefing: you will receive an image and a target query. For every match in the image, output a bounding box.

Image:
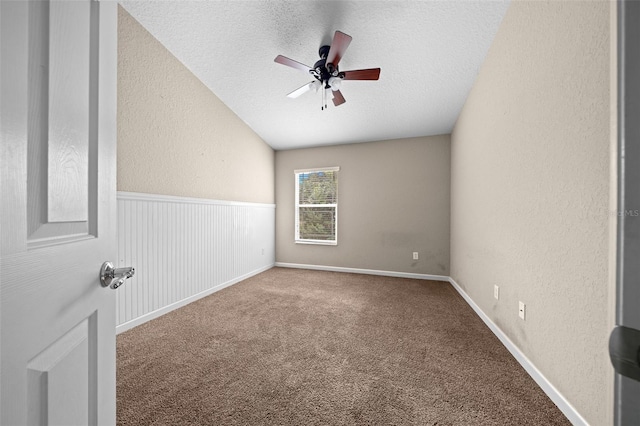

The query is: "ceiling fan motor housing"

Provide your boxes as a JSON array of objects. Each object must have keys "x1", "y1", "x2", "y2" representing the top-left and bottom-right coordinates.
[
  {"x1": 313, "y1": 45, "x2": 343, "y2": 88},
  {"x1": 318, "y1": 44, "x2": 330, "y2": 59}
]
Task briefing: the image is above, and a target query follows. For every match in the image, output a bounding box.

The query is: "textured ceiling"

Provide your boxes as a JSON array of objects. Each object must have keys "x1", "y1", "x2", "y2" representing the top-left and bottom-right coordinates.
[{"x1": 120, "y1": 0, "x2": 510, "y2": 151}]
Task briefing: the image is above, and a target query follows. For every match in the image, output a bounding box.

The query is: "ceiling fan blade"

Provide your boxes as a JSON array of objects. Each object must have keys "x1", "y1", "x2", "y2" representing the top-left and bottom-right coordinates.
[
  {"x1": 287, "y1": 81, "x2": 316, "y2": 98},
  {"x1": 326, "y1": 31, "x2": 352, "y2": 68},
  {"x1": 275, "y1": 55, "x2": 312, "y2": 73},
  {"x1": 332, "y1": 89, "x2": 346, "y2": 106},
  {"x1": 342, "y1": 68, "x2": 381, "y2": 81}
]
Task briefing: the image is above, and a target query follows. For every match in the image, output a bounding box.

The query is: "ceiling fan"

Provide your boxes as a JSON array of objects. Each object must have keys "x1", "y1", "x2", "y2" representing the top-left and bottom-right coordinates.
[{"x1": 274, "y1": 30, "x2": 381, "y2": 110}]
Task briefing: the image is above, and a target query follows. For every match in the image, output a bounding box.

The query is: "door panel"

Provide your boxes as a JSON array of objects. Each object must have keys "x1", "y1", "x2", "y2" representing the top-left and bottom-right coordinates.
[
  {"x1": 27, "y1": 315, "x2": 95, "y2": 425},
  {"x1": 1, "y1": 1, "x2": 118, "y2": 424},
  {"x1": 27, "y1": 0, "x2": 97, "y2": 244}
]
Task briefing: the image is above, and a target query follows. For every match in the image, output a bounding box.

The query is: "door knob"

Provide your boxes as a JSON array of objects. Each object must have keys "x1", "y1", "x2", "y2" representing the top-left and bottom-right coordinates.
[
  {"x1": 609, "y1": 325, "x2": 640, "y2": 382},
  {"x1": 100, "y1": 261, "x2": 135, "y2": 290}
]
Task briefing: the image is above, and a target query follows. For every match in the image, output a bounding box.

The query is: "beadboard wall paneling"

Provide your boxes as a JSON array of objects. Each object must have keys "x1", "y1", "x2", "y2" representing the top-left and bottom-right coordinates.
[{"x1": 115, "y1": 192, "x2": 275, "y2": 332}]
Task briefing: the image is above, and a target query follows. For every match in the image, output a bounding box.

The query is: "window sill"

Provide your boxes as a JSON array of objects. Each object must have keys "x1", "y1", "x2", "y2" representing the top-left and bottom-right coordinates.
[{"x1": 295, "y1": 240, "x2": 337, "y2": 246}]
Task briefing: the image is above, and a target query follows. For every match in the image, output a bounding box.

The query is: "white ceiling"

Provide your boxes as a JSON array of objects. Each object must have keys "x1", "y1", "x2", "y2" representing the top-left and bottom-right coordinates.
[{"x1": 120, "y1": 0, "x2": 510, "y2": 151}]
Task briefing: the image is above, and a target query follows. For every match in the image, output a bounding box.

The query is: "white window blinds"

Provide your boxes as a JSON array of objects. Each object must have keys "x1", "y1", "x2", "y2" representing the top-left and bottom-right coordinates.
[{"x1": 294, "y1": 167, "x2": 339, "y2": 245}]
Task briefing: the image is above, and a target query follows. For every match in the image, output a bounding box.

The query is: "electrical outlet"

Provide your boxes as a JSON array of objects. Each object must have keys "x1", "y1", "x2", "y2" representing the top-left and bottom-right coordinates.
[
  {"x1": 261, "y1": 248, "x2": 265, "y2": 255},
  {"x1": 412, "y1": 252, "x2": 419, "y2": 260},
  {"x1": 519, "y1": 301, "x2": 526, "y2": 320},
  {"x1": 494, "y1": 285, "x2": 499, "y2": 300}
]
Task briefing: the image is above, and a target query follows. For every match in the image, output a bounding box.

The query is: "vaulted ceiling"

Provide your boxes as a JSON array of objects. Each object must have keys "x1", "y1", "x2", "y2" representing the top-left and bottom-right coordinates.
[{"x1": 120, "y1": 0, "x2": 510, "y2": 150}]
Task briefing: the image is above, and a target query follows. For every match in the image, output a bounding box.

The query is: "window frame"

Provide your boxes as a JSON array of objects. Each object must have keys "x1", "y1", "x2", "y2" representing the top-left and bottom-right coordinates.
[{"x1": 294, "y1": 167, "x2": 339, "y2": 245}]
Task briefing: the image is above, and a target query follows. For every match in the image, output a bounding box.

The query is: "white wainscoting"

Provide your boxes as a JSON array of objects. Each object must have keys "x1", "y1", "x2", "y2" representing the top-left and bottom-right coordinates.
[{"x1": 115, "y1": 192, "x2": 275, "y2": 333}]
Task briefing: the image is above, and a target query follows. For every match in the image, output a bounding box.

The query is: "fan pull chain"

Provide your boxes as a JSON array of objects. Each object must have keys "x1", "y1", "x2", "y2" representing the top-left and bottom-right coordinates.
[{"x1": 323, "y1": 86, "x2": 328, "y2": 110}]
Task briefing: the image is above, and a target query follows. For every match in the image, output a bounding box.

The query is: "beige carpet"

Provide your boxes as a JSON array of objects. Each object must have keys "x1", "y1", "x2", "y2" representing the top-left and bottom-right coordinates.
[{"x1": 117, "y1": 267, "x2": 570, "y2": 425}]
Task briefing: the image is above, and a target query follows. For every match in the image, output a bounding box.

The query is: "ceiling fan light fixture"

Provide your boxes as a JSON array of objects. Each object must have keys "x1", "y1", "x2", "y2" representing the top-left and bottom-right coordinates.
[
  {"x1": 325, "y1": 87, "x2": 334, "y2": 99},
  {"x1": 328, "y1": 76, "x2": 342, "y2": 91},
  {"x1": 309, "y1": 80, "x2": 322, "y2": 92}
]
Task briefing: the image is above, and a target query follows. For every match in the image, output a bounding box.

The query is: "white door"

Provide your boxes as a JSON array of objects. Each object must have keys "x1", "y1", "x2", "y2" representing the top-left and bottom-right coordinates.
[{"x1": 1, "y1": 0, "x2": 119, "y2": 424}]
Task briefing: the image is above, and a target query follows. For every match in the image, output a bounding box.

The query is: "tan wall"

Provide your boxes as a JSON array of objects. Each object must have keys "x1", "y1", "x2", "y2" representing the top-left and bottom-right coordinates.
[
  {"x1": 117, "y1": 7, "x2": 274, "y2": 203},
  {"x1": 276, "y1": 136, "x2": 450, "y2": 275},
  {"x1": 450, "y1": 1, "x2": 612, "y2": 425}
]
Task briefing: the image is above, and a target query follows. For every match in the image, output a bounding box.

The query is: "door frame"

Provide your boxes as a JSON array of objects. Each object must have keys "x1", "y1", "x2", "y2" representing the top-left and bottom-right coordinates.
[{"x1": 614, "y1": 0, "x2": 640, "y2": 424}]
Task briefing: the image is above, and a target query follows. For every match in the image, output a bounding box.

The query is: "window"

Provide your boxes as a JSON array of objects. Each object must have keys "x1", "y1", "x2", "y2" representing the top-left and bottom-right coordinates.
[{"x1": 295, "y1": 167, "x2": 339, "y2": 245}]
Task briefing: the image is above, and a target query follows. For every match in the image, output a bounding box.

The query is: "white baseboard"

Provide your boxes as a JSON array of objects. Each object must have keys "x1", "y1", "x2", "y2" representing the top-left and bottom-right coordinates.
[
  {"x1": 448, "y1": 277, "x2": 588, "y2": 426},
  {"x1": 116, "y1": 264, "x2": 273, "y2": 334},
  {"x1": 274, "y1": 262, "x2": 450, "y2": 282}
]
